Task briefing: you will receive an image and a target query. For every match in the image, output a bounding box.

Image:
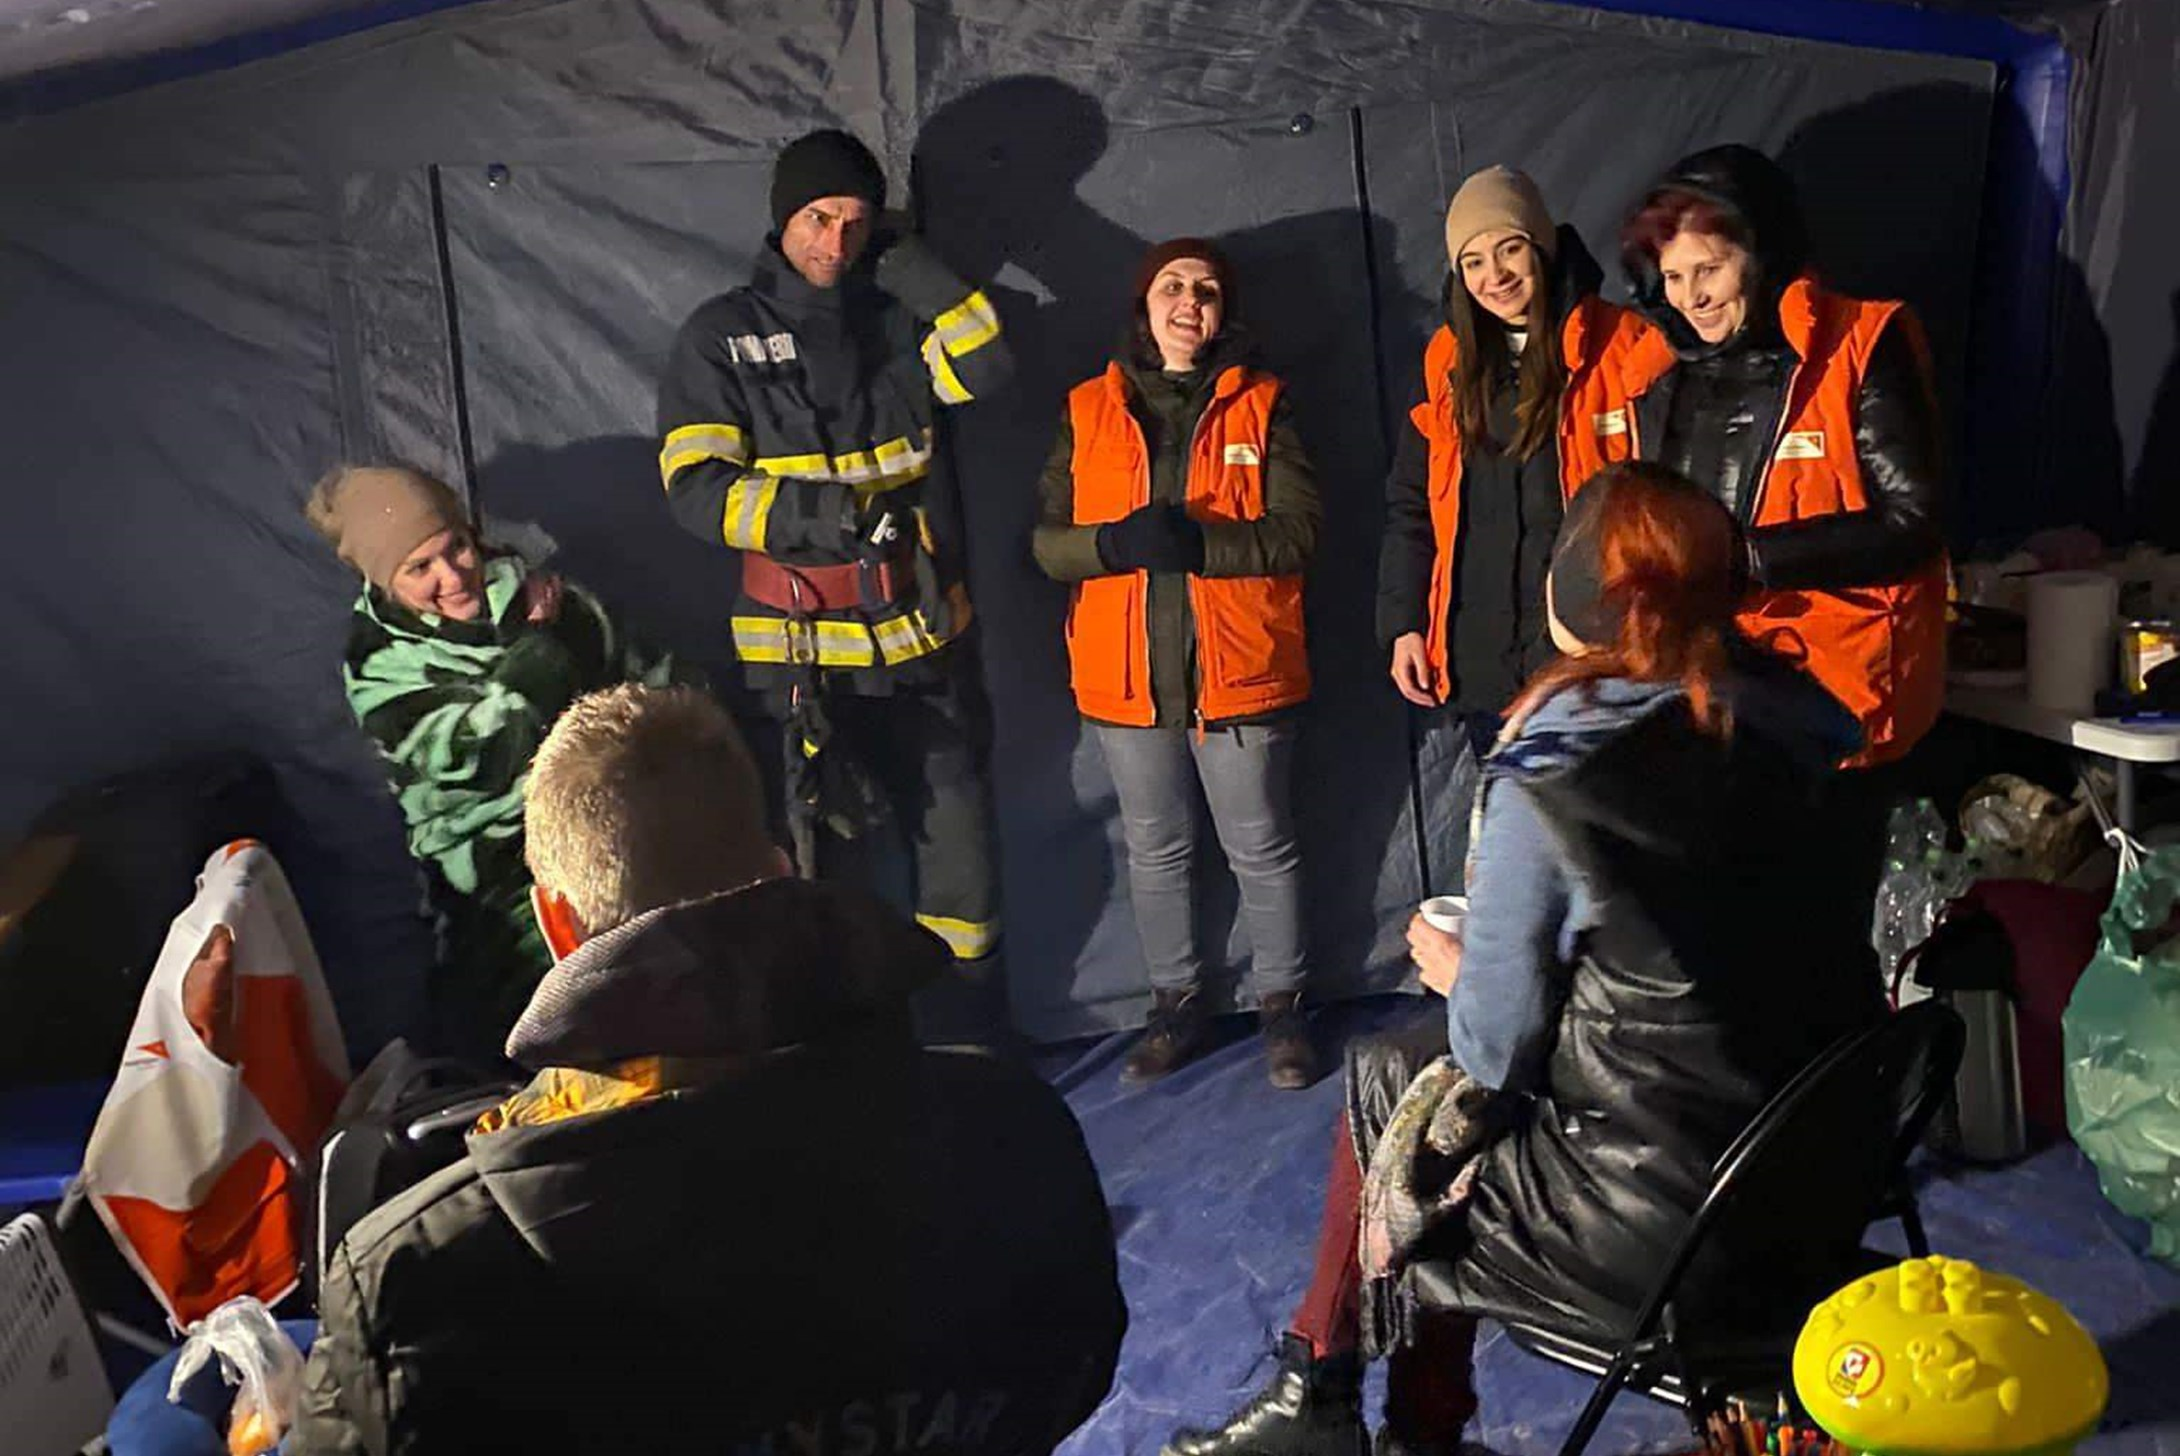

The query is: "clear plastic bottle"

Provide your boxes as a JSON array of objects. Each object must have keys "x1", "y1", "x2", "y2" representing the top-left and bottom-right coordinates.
[{"x1": 1873, "y1": 800, "x2": 1964, "y2": 992}]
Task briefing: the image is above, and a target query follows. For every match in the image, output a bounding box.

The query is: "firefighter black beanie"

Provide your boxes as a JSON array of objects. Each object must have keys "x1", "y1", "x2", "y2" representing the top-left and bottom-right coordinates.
[{"x1": 770, "y1": 129, "x2": 886, "y2": 231}]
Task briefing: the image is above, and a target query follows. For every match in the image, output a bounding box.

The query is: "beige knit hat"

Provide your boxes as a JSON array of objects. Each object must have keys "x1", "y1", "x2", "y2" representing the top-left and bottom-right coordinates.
[
  {"x1": 304, "y1": 465, "x2": 468, "y2": 590},
  {"x1": 1443, "y1": 165, "x2": 1557, "y2": 268}
]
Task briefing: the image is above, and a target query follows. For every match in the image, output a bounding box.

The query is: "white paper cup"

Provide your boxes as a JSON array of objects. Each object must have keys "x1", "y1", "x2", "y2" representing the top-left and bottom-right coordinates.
[{"x1": 1419, "y1": 895, "x2": 1468, "y2": 935}]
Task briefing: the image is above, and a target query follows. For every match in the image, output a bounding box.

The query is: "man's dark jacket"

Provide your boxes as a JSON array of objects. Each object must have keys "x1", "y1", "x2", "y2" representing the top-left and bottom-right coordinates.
[{"x1": 290, "y1": 878, "x2": 1125, "y2": 1456}]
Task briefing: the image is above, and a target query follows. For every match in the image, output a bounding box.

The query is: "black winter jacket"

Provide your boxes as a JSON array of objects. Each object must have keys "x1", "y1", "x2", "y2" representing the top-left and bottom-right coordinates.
[
  {"x1": 290, "y1": 880, "x2": 1124, "y2": 1456},
  {"x1": 1623, "y1": 145, "x2": 1945, "y2": 591}
]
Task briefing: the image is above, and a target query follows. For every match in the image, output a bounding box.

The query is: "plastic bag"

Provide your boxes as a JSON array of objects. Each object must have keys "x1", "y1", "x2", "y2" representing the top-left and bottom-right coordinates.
[
  {"x1": 1874, "y1": 800, "x2": 1973, "y2": 992},
  {"x1": 168, "y1": 1295, "x2": 306, "y2": 1455},
  {"x1": 1957, "y1": 774, "x2": 2098, "y2": 883},
  {"x1": 2064, "y1": 844, "x2": 2180, "y2": 1267}
]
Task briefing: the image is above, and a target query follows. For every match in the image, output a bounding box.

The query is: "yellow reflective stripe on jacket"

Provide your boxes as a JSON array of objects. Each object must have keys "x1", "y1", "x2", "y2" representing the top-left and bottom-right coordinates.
[
  {"x1": 750, "y1": 431, "x2": 933, "y2": 490},
  {"x1": 731, "y1": 616, "x2": 875, "y2": 668},
  {"x1": 830, "y1": 434, "x2": 934, "y2": 489},
  {"x1": 919, "y1": 289, "x2": 997, "y2": 404},
  {"x1": 871, "y1": 609, "x2": 950, "y2": 663},
  {"x1": 720, "y1": 476, "x2": 780, "y2": 551},
  {"x1": 933, "y1": 290, "x2": 1001, "y2": 355},
  {"x1": 923, "y1": 331, "x2": 974, "y2": 405},
  {"x1": 916, "y1": 913, "x2": 1001, "y2": 960},
  {"x1": 750, "y1": 451, "x2": 831, "y2": 477},
  {"x1": 729, "y1": 609, "x2": 953, "y2": 668},
  {"x1": 658, "y1": 423, "x2": 751, "y2": 487}
]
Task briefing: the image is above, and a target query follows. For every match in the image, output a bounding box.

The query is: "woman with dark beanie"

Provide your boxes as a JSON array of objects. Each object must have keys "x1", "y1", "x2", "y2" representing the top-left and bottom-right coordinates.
[{"x1": 1033, "y1": 238, "x2": 1323, "y2": 1089}]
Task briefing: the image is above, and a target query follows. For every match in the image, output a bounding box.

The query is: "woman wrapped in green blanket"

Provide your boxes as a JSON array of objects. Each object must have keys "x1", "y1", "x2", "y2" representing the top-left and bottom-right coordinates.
[{"x1": 306, "y1": 464, "x2": 676, "y2": 1057}]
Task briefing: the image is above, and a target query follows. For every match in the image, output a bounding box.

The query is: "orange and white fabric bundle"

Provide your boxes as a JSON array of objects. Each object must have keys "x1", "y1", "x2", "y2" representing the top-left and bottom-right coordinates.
[{"x1": 79, "y1": 840, "x2": 350, "y2": 1326}]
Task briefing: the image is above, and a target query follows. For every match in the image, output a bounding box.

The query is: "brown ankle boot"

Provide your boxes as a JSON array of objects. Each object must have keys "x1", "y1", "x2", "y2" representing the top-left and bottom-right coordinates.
[
  {"x1": 1125, "y1": 987, "x2": 1207, "y2": 1083},
  {"x1": 1260, "y1": 991, "x2": 1317, "y2": 1089}
]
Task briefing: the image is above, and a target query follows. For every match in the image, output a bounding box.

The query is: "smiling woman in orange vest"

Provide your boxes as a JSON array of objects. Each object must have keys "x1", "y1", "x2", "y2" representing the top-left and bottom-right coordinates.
[
  {"x1": 1033, "y1": 239, "x2": 1323, "y2": 1090},
  {"x1": 1620, "y1": 144, "x2": 1949, "y2": 977},
  {"x1": 1619, "y1": 144, "x2": 1948, "y2": 767},
  {"x1": 1377, "y1": 166, "x2": 1669, "y2": 765}
]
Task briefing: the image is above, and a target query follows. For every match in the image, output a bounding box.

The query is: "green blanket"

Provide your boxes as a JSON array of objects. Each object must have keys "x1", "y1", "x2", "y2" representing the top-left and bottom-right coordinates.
[{"x1": 344, "y1": 555, "x2": 674, "y2": 1046}]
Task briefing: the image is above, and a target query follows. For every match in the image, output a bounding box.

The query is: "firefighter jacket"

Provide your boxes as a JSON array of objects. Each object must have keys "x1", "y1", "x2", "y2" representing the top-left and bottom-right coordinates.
[{"x1": 657, "y1": 237, "x2": 1010, "y2": 693}]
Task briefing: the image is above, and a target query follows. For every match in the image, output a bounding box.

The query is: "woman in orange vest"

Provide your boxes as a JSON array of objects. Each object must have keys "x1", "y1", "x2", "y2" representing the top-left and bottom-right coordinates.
[
  {"x1": 1619, "y1": 143, "x2": 1948, "y2": 968},
  {"x1": 1377, "y1": 165, "x2": 1667, "y2": 763},
  {"x1": 1619, "y1": 144, "x2": 1947, "y2": 765},
  {"x1": 1033, "y1": 238, "x2": 1323, "y2": 1089}
]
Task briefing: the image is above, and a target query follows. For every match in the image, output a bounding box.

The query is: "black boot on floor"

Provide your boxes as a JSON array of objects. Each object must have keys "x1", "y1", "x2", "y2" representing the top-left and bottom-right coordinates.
[
  {"x1": 1124, "y1": 987, "x2": 1207, "y2": 1083},
  {"x1": 1162, "y1": 1334, "x2": 1367, "y2": 1456},
  {"x1": 1260, "y1": 991, "x2": 1318, "y2": 1090}
]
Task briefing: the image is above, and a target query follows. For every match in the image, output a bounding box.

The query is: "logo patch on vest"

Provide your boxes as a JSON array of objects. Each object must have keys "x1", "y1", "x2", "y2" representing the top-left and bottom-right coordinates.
[
  {"x1": 726, "y1": 333, "x2": 799, "y2": 366},
  {"x1": 1223, "y1": 444, "x2": 1262, "y2": 466},
  {"x1": 1593, "y1": 409, "x2": 1627, "y2": 437},
  {"x1": 1776, "y1": 430, "x2": 1826, "y2": 460}
]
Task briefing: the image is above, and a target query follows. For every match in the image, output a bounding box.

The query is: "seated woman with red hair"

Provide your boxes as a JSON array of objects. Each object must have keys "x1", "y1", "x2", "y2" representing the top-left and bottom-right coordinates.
[{"x1": 1161, "y1": 463, "x2": 1883, "y2": 1456}]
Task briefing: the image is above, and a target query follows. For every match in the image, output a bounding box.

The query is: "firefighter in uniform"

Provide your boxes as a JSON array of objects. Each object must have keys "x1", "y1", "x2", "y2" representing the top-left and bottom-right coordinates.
[{"x1": 656, "y1": 129, "x2": 1011, "y2": 1036}]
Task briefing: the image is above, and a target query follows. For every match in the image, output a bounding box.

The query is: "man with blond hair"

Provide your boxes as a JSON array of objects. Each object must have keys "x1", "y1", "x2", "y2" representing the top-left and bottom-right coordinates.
[{"x1": 292, "y1": 684, "x2": 1125, "y2": 1456}]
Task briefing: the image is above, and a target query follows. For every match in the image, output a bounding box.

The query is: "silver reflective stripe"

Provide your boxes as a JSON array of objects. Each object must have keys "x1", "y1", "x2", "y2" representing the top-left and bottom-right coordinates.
[
  {"x1": 932, "y1": 290, "x2": 1000, "y2": 352},
  {"x1": 721, "y1": 476, "x2": 780, "y2": 550}
]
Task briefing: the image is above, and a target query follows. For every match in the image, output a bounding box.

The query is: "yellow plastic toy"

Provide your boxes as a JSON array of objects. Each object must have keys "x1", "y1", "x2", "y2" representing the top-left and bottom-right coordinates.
[{"x1": 1793, "y1": 1255, "x2": 2108, "y2": 1456}]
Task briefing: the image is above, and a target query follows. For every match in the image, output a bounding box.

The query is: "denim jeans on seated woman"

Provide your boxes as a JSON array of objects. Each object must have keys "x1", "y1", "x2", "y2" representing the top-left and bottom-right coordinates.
[{"x1": 1093, "y1": 719, "x2": 1306, "y2": 999}]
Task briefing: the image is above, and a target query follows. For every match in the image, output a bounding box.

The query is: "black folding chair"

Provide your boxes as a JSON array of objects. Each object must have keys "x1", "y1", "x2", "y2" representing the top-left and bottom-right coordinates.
[{"x1": 1499, "y1": 1000, "x2": 1966, "y2": 1456}]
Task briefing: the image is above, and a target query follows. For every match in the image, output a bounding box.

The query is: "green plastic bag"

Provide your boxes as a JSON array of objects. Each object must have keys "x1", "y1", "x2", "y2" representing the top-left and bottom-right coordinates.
[{"x1": 2064, "y1": 843, "x2": 2180, "y2": 1266}]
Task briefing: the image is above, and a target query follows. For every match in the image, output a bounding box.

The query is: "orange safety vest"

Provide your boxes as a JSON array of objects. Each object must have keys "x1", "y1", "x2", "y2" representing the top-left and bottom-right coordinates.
[
  {"x1": 1630, "y1": 276, "x2": 1950, "y2": 768},
  {"x1": 1412, "y1": 297, "x2": 1675, "y2": 702},
  {"x1": 1063, "y1": 363, "x2": 1309, "y2": 727}
]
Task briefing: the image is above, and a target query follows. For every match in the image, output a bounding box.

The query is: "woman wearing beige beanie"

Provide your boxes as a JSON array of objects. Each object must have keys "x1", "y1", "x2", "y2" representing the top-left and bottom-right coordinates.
[
  {"x1": 1377, "y1": 165, "x2": 1669, "y2": 746},
  {"x1": 306, "y1": 464, "x2": 675, "y2": 1057}
]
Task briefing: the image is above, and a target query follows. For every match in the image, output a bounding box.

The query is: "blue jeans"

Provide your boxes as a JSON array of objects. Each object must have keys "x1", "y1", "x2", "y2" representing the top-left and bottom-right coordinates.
[
  {"x1": 1461, "y1": 710, "x2": 1505, "y2": 764},
  {"x1": 1093, "y1": 720, "x2": 1307, "y2": 998}
]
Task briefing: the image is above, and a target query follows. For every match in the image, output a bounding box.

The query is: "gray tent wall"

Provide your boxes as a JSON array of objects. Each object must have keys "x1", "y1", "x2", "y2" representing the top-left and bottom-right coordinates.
[
  {"x1": 0, "y1": 0, "x2": 1992, "y2": 1047},
  {"x1": 2065, "y1": 0, "x2": 2180, "y2": 545}
]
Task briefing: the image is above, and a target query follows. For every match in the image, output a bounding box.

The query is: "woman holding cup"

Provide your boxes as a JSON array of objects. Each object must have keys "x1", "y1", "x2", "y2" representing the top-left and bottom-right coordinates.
[{"x1": 1161, "y1": 464, "x2": 1881, "y2": 1456}]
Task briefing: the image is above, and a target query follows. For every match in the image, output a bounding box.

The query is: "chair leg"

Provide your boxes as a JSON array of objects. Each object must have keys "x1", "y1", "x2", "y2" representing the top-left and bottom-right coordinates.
[
  {"x1": 1898, "y1": 1186, "x2": 1931, "y2": 1259},
  {"x1": 1557, "y1": 1350, "x2": 1635, "y2": 1456}
]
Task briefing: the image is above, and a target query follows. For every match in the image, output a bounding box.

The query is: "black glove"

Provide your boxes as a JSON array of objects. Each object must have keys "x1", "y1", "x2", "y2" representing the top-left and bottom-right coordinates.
[
  {"x1": 913, "y1": 544, "x2": 955, "y2": 639},
  {"x1": 870, "y1": 231, "x2": 972, "y2": 318},
  {"x1": 491, "y1": 629, "x2": 582, "y2": 717},
  {"x1": 1096, "y1": 503, "x2": 1205, "y2": 575},
  {"x1": 838, "y1": 493, "x2": 906, "y2": 561}
]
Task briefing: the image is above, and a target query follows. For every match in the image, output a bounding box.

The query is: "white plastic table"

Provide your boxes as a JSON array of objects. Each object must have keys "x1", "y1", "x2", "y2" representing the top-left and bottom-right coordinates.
[{"x1": 1945, "y1": 683, "x2": 2180, "y2": 831}]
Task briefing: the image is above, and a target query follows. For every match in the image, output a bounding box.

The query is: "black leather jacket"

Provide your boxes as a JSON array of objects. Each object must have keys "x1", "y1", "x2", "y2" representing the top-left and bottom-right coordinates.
[
  {"x1": 1623, "y1": 146, "x2": 1945, "y2": 591},
  {"x1": 1409, "y1": 671, "x2": 1884, "y2": 1336}
]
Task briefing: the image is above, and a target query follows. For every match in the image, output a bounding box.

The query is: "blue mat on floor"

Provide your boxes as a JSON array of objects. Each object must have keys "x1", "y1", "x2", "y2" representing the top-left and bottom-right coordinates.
[{"x1": 1045, "y1": 995, "x2": 2180, "y2": 1456}]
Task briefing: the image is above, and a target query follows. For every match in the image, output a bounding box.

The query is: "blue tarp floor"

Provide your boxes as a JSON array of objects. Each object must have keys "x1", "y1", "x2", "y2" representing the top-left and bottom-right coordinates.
[
  {"x1": 1041, "y1": 996, "x2": 2180, "y2": 1456},
  {"x1": 80, "y1": 994, "x2": 2180, "y2": 1455}
]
